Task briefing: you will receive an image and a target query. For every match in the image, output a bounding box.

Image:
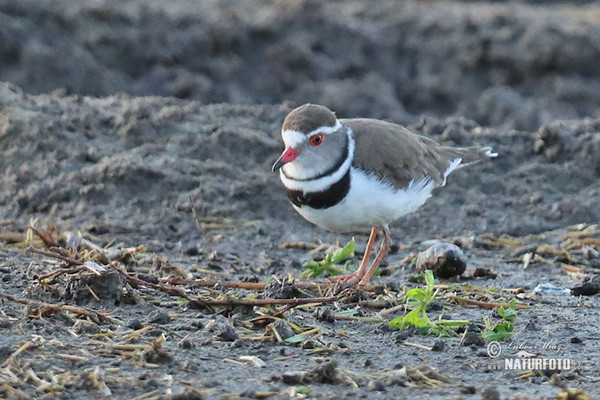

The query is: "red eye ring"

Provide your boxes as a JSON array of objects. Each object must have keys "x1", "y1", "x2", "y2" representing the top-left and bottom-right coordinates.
[{"x1": 310, "y1": 133, "x2": 324, "y2": 146}]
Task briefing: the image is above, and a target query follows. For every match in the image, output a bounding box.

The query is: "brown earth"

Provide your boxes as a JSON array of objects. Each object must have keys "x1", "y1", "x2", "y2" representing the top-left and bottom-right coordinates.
[{"x1": 1, "y1": 1, "x2": 600, "y2": 399}]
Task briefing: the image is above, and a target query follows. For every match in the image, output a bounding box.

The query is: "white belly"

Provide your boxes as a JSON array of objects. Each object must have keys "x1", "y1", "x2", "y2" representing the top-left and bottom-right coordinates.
[{"x1": 292, "y1": 167, "x2": 436, "y2": 233}]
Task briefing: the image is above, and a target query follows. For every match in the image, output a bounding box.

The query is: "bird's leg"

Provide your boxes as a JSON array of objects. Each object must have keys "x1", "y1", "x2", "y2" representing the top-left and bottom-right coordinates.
[
  {"x1": 359, "y1": 224, "x2": 391, "y2": 285},
  {"x1": 329, "y1": 226, "x2": 378, "y2": 285}
]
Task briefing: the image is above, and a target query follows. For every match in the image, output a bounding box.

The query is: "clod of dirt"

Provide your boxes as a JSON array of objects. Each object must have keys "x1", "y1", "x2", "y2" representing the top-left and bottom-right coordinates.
[
  {"x1": 479, "y1": 385, "x2": 501, "y2": 400},
  {"x1": 314, "y1": 307, "x2": 336, "y2": 323},
  {"x1": 472, "y1": 267, "x2": 497, "y2": 279},
  {"x1": 270, "y1": 319, "x2": 294, "y2": 340},
  {"x1": 143, "y1": 347, "x2": 174, "y2": 364},
  {"x1": 149, "y1": 311, "x2": 173, "y2": 325},
  {"x1": 415, "y1": 243, "x2": 467, "y2": 279},
  {"x1": 571, "y1": 275, "x2": 600, "y2": 296},
  {"x1": 461, "y1": 332, "x2": 485, "y2": 347},
  {"x1": 368, "y1": 380, "x2": 387, "y2": 392},
  {"x1": 169, "y1": 388, "x2": 205, "y2": 400},
  {"x1": 63, "y1": 270, "x2": 125, "y2": 305},
  {"x1": 137, "y1": 273, "x2": 159, "y2": 284},
  {"x1": 216, "y1": 325, "x2": 239, "y2": 342},
  {"x1": 431, "y1": 341, "x2": 446, "y2": 352},
  {"x1": 262, "y1": 277, "x2": 300, "y2": 299},
  {"x1": 281, "y1": 361, "x2": 341, "y2": 385},
  {"x1": 127, "y1": 319, "x2": 144, "y2": 330}
]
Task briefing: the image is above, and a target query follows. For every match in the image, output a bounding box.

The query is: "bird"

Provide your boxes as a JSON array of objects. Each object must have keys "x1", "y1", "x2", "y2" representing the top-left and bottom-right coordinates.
[{"x1": 272, "y1": 104, "x2": 496, "y2": 285}]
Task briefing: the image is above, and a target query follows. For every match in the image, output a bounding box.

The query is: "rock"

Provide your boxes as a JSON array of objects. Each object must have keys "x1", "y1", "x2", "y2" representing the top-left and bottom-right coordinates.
[
  {"x1": 431, "y1": 341, "x2": 446, "y2": 352},
  {"x1": 479, "y1": 385, "x2": 501, "y2": 400},
  {"x1": 571, "y1": 275, "x2": 600, "y2": 296},
  {"x1": 126, "y1": 319, "x2": 144, "y2": 330},
  {"x1": 270, "y1": 319, "x2": 294, "y2": 340},
  {"x1": 461, "y1": 332, "x2": 485, "y2": 347},
  {"x1": 148, "y1": 311, "x2": 172, "y2": 325},
  {"x1": 314, "y1": 307, "x2": 335, "y2": 323},
  {"x1": 62, "y1": 270, "x2": 125, "y2": 305},
  {"x1": 416, "y1": 243, "x2": 467, "y2": 279},
  {"x1": 216, "y1": 325, "x2": 239, "y2": 342},
  {"x1": 368, "y1": 380, "x2": 387, "y2": 392}
]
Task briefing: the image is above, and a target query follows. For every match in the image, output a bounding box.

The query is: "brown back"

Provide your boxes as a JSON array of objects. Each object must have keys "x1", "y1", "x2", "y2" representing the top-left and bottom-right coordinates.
[{"x1": 344, "y1": 118, "x2": 492, "y2": 189}]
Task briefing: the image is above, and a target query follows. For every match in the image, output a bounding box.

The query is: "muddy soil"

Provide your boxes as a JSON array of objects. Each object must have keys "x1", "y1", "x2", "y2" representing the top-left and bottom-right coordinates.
[{"x1": 1, "y1": 1, "x2": 600, "y2": 399}]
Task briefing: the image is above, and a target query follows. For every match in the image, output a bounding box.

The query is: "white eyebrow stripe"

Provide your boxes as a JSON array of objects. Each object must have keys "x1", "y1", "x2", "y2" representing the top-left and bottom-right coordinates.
[
  {"x1": 281, "y1": 130, "x2": 305, "y2": 148},
  {"x1": 308, "y1": 120, "x2": 342, "y2": 136},
  {"x1": 281, "y1": 120, "x2": 343, "y2": 148}
]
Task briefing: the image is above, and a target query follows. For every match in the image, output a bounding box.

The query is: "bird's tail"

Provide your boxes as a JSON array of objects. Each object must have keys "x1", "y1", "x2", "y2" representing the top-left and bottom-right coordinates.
[{"x1": 440, "y1": 146, "x2": 497, "y2": 166}]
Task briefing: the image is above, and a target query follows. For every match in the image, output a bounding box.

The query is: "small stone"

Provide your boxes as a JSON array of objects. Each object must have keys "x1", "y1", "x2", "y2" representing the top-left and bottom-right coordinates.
[
  {"x1": 460, "y1": 385, "x2": 476, "y2": 394},
  {"x1": 570, "y1": 337, "x2": 583, "y2": 344},
  {"x1": 314, "y1": 307, "x2": 335, "y2": 323},
  {"x1": 571, "y1": 275, "x2": 600, "y2": 296},
  {"x1": 479, "y1": 385, "x2": 501, "y2": 400},
  {"x1": 461, "y1": 332, "x2": 485, "y2": 347},
  {"x1": 126, "y1": 319, "x2": 143, "y2": 330},
  {"x1": 270, "y1": 319, "x2": 294, "y2": 340},
  {"x1": 179, "y1": 339, "x2": 194, "y2": 349},
  {"x1": 431, "y1": 341, "x2": 445, "y2": 352},
  {"x1": 415, "y1": 243, "x2": 467, "y2": 279},
  {"x1": 368, "y1": 380, "x2": 387, "y2": 392},
  {"x1": 148, "y1": 311, "x2": 172, "y2": 325},
  {"x1": 473, "y1": 267, "x2": 497, "y2": 279},
  {"x1": 239, "y1": 390, "x2": 257, "y2": 399},
  {"x1": 137, "y1": 273, "x2": 159, "y2": 284},
  {"x1": 216, "y1": 325, "x2": 239, "y2": 342},
  {"x1": 184, "y1": 246, "x2": 200, "y2": 256},
  {"x1": 281, "y1": 371, "x2": 309, "y2": 384}
]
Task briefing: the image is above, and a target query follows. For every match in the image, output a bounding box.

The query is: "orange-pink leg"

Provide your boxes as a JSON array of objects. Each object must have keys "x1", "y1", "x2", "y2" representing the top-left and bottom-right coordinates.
[
  {"x1": 359, "y1": 225, "x2": 391, "y2": 285},
  {"x1": 329, "y1": 227, "x2": 378, "y2": 284}
]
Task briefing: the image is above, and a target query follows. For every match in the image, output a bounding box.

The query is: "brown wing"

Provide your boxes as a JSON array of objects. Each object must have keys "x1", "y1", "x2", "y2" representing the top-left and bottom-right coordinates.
[{"x1": 343, "y1": 118, "x2": 492, "y2": 189}]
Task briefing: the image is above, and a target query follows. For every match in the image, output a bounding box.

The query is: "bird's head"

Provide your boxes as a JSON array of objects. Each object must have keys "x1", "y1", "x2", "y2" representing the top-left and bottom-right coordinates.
[{"x1": 272, "y1": 104, "x2": 349, "y2": 179}]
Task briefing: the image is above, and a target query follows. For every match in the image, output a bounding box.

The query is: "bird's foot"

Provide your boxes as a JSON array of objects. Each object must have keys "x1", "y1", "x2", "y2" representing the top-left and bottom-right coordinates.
[{"x1": 329, "y1": 270, "x2": 367, "y2": 285}]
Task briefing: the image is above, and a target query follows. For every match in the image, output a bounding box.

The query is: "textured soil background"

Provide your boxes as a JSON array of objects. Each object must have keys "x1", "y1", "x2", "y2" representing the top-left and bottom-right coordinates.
[{"x1": 1, "y1": 0, "x2": 600, "y2": 399}]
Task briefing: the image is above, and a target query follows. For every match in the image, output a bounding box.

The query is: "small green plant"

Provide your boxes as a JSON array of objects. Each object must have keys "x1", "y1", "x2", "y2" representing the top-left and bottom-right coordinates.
[
  {"x1": 390, "y1": 270, "x2": 470, "y2": 336},
  {"x1": 482, "y1": 299, "x2": 517, "y2": 341},
  {"x1": 300, "y1": 240, "x2": 355, "y2": 278}
]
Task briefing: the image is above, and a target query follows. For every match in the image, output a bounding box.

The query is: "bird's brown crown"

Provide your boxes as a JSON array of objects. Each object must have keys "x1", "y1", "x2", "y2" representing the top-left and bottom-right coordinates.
[{"x1": 282, "y1": 104, "x2": 337, "y2": 134}]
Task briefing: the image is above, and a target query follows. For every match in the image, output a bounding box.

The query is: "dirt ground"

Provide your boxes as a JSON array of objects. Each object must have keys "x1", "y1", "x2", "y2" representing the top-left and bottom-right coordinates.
[{"x1": 1, "y1": 1, "x2": 600, "y2": 399}]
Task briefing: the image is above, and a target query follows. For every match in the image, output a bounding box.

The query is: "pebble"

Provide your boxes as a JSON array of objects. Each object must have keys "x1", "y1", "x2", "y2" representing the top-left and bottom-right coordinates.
[
  {"x1": 368, "y1": 380, "x2": 387, "y2": 392},
  {"x1": 416, "y1": 243, "x2": 467, "y2": 279},
  {"x1": 431, "y1": 341, "x2": 446, "y2": 352},
  {"x1": 461, "y1": 332, "x2": 485, "y2": 347},
  {"x1": 126, "y1": 318, "x2": 143, "y2": 330},
  {"x1": 479, "y1": 385, "x2": 501, "y2": 400},
  {"x1": 216, "y1": 325, "x2": 239, "y2": 342},
  {"x1": 148, "y1": 311, "x2": 172, "y2": 325},
  {"x1": 314, "y1": 307, "x2": 335, "y2": 323}
]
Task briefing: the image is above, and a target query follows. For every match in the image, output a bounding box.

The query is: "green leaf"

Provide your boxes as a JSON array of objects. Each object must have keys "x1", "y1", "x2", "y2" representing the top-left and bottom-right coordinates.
[
  {"x1": 332, "y1": 239, "x2": 355, "y2": 264},
  {"x1": 405, "y1": 288, "x2": 427, "y2": 301},
  {"x1": 482, "y1": 330, "x2": 514, "y2": 341},
  {"x1": 284, "y1": 334, "x2": 307, "y2": 343},
  {"x1": 295, "y1": 387, "x2": 312, "y2": 395},
  {"x1": 424, "y1": 270, "x2": 435, "y2": 290},
  {"x1": 335, "y1": 309, "x2": 359, "y2": 317}
]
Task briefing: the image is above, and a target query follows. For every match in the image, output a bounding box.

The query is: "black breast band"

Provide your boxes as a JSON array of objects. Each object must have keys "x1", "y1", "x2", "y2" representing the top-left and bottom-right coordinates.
[{"x1": 285, "y1": 169, "x2": 351, "y2": 209}]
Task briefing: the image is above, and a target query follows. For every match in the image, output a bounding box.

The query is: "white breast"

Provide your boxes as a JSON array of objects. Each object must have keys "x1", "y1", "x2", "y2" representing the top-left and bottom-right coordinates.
[{"x1": 292, "y1": 167, "x2": 437, "y2": 233}]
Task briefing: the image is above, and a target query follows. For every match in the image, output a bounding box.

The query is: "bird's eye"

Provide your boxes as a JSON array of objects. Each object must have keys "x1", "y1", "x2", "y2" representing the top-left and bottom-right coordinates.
[{"x1": 310, "y1": 133, "x2": 324, "y2": 146}]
